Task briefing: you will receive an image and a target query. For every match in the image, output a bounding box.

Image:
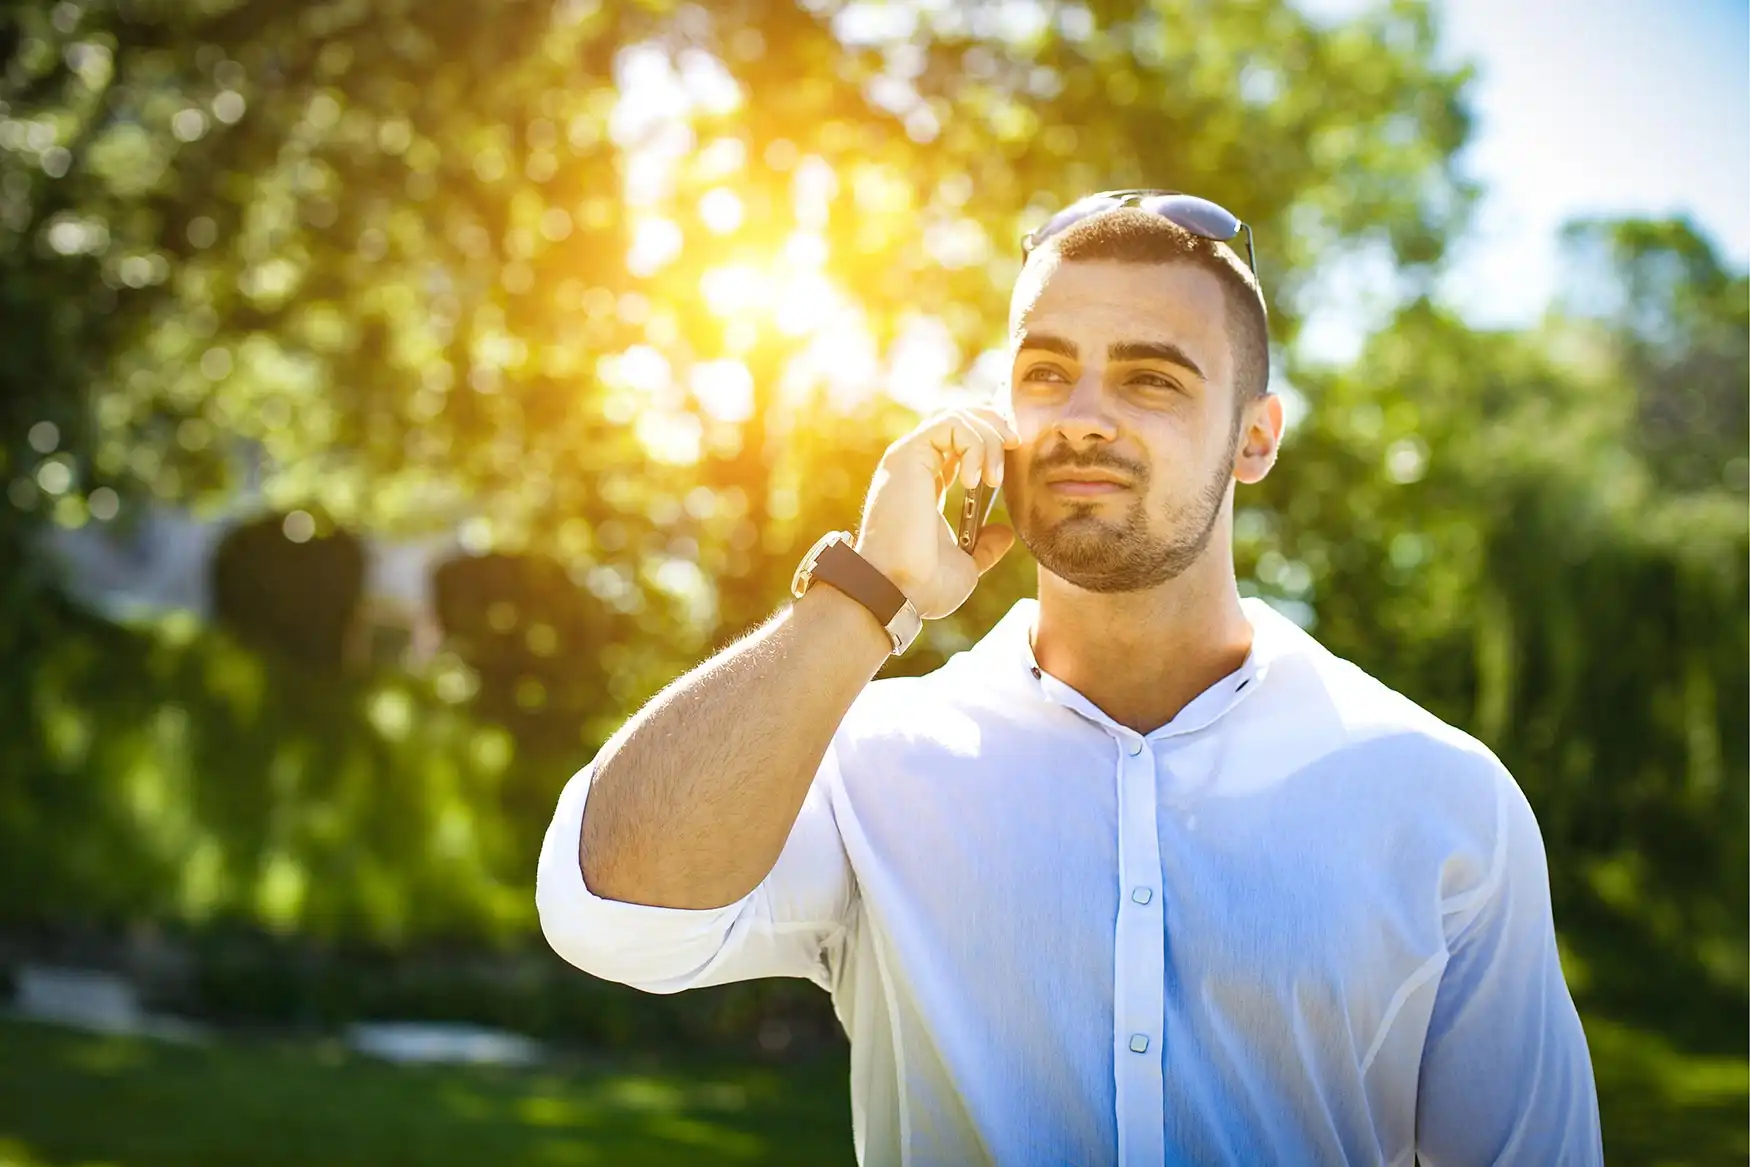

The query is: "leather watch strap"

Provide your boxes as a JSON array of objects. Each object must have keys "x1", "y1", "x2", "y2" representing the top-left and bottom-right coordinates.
[{"x1": 811, "y1": 539, "x2": 910, "y2": 625}]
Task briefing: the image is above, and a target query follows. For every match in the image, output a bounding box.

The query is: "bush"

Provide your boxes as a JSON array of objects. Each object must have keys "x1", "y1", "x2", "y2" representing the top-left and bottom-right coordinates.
[{"x1": 211, "y1": 515, "x2": 364, "y2": 674}]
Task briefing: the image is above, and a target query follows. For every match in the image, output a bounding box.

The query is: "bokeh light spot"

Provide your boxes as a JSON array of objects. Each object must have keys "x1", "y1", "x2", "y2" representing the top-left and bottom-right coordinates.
[
  {"x1": 627, "y1": 217, "x2": 682, "y2": 276},
  {"x1": 699, "y1": 187, "x2": 744, "y2": 234},
  {"x1": 212, "y1": 90, "x2": 246, "y2": 124},
  {"x1": 27, "y1": 421, "x2": 59, "y2": 453},
  {"x1": 36, "y1": 460, "x2": 72, "y2": 496},
  {"x1": 282, "y1": 510, "x2": 315, "y2": 543},
  {"x1": 88, "y1": 486, "x2": 119, "y2": 521},
  {"x1": 690, "y1": 360, "x2": 755, "y2": 423},
  {"x1": 700, "y1": 264, "x2": 765, "y2": 319},
  {"x1": 172, "y1": 108, "x2": 209, "y2": 143}
]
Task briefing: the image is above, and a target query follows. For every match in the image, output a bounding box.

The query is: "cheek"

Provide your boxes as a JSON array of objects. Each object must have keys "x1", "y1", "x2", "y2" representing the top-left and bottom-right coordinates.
[
  {"x1": 1006, "y1": 397, "x2": 1053, "y2": 442},
  {"x1": 1131, "y1": 428, "x2": 1210, "y2": 501},
  {"x1": 1154, "y1": 405, "x2": 1229, "y2": 466}
]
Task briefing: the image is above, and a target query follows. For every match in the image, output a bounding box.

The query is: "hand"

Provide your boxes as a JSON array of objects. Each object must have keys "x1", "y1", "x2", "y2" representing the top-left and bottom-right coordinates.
[{"x1": 853, "y1": 405, "x2": 1021, "y2": 620}]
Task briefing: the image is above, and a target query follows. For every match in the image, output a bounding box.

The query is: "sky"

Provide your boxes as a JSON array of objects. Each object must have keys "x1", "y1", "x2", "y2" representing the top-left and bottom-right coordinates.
[{"x1": 1298, "y1": 0, "x2": 1749, "y2": 361}]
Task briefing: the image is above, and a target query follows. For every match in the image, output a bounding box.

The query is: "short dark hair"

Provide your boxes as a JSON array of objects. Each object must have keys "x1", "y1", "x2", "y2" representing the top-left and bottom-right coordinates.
[{"x1": 1025, "y1": 207, "x2": 1270, "y2": 404}]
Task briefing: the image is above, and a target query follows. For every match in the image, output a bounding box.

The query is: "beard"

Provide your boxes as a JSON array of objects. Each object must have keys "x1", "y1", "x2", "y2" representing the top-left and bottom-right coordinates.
[{"x1": 1007, "y1": 425, "x2": 1237, "y2": 595}]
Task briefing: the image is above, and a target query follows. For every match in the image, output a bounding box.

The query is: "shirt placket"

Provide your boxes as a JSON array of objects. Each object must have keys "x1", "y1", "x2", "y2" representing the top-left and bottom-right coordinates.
[{"x1": 1111, "y1": 729, "x2": 1166, "y2": 1165}]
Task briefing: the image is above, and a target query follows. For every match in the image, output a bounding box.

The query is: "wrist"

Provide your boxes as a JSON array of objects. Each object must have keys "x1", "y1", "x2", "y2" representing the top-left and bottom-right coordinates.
[
  {"x1": 851, "y1": 537, "x2": 923, "y2": 608},
  {"x1": 793, "y1": 581, "x2": 896, "y2": 665},
  {"x1": 792, "y1": 531, "x2": 923, "y2": 655}
]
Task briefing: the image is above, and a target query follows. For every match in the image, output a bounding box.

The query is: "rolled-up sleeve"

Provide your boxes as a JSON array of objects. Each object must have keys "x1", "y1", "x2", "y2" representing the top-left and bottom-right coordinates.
[
  {"x1": 1416, "y1": 771, "x2": 1604, "y2": 1165},
  {"x1": 535, "y1": 747, "x2": 856, "y2": 995}
]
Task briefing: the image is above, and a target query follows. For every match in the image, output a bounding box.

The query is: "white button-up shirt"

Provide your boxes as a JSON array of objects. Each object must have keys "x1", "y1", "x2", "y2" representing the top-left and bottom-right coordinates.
[{"x1": 538, "y1": 597, "x2": 1603, "y2": 1165}]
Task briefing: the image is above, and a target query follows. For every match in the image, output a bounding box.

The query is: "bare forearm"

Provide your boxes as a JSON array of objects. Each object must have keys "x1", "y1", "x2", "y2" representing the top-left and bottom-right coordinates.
[
  {"x1": 572, "y1": 406, "x2": 1020, "y2": 913},
  {"x1": 579, "y1": 584, "x2": 892, "y2": 910}
]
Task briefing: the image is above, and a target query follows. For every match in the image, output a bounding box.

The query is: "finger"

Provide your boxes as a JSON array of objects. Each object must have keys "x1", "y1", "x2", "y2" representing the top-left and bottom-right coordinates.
[
  {"x1": 923, "y1": 414, "x2": 987, "y2": 488},
  {"x1": 955, "y1": 411, "x2": 1008, "y2": 488},
  {"x1": 964, "y1": 404, "x2": 1022, "y2": 448},
  {"x1": 944, "y1": 409, "x2": 1007, "y2": 489},
  {"x1": 935, "y1": 451, "x2": 966, "y2": 508},
  {"x1": 966, "y1": 407, "x2": 1021, "y2": 485},
  {"x1": 969, "y1": 523, "x2": 1015, "y2": 575},
  {"x1": 933, "y1": 450, "x2": 961, "y2": 499}
]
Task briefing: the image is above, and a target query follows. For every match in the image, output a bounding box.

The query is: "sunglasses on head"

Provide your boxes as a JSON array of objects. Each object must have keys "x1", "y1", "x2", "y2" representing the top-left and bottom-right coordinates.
[{"x1": 1020, "y1": 189, "x2": 1257, "y2": 276}]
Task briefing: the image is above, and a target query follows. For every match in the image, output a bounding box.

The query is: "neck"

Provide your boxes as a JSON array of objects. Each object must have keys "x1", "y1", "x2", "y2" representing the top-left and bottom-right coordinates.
[{"x1": 1029, "y1": 548, "x2": 1254, "y2": 736}]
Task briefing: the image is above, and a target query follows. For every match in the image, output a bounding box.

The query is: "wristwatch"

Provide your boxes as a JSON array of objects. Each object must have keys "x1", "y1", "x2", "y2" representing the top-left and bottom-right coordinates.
[{"x1": 791, "y1": 531, "x2": 924, "y2": 655}]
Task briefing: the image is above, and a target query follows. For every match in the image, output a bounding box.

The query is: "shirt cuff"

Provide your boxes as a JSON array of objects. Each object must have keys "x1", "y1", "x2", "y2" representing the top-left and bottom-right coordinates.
[{"x1": 535, "y1": 763, "x2": 755, "y2": 991}]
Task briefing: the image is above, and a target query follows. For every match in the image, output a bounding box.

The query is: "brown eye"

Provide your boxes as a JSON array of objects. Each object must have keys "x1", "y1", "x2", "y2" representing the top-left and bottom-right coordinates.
[{"x1": 1022, "y1": 364, "x2": 1069, "y2": 383}]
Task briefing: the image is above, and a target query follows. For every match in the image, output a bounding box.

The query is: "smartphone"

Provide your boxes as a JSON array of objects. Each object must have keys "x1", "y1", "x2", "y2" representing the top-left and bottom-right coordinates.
[{"x1": 955, "y1": 480, "x2": 998, "y2": 553}]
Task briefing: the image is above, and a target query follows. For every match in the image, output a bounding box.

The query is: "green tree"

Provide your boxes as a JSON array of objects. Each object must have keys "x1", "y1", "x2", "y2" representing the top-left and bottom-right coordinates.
[
  {"x1": 1, "y1": 2, "x2": 1483, "y2": 942},
  {"x1": 3, "y1": 0, "x2": 1471, "y2": 626},
  {"x1": 1556, "y1": 216, "x2": 1749, "y2": 496},
  {"x1": 1256, "y1": 220, "x2": 1748, "y2": 1047}
]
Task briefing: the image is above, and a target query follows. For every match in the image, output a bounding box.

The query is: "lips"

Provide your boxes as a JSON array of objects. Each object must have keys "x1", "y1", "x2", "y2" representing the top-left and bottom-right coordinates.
[
  {"x1": 1048, "y1": 480, "x2": 1127, "y2": 496},
  {"x1": 1045, "y1": 472, "x2": 1131, "y2": 498}
]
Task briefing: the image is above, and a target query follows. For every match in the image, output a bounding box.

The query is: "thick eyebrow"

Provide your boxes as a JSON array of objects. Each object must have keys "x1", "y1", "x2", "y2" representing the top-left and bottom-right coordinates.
[
  {"x1": 1016, "y1": 331, "x2": 1206, "y2": 383},
  {"x1": 1109, "y1": 341, "x2": 1204, "y2": 381},
  {"x1": 1014, "y1": 331, "x2": 1079, "y2": 360}
]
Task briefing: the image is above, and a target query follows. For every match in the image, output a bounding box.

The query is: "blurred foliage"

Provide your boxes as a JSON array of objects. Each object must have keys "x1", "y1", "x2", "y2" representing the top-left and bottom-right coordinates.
[
  {"x1": 430, "y1": 548, "x2": 693, "y2": 749},
  {"x1": 1, "y1": 0, "x2": 1481, "y2": 927},
  {"x1": 1, "y1": 0, "x2": 1470, "y2": 578},
  {"x1": 0, "y1": 5, "x2": 1745, "y2": 1157},
  {"x1": 0, "y1": 595, "x2": 535, "y2": 945},
  {"x1": 1557, "y1": 217, "x2": 1749, "y2": 497}
]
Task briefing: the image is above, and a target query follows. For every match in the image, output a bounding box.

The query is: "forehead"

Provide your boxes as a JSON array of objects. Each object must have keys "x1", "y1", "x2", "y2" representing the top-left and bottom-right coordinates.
[{"x1": 1009, "y1": 258, "x2": 1232, "y2": 385}]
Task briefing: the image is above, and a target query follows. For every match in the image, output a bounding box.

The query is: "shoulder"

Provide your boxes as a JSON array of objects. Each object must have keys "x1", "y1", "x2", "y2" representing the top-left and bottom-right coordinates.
[
  {"x1": 1292, "y1": 633, "x2": 1504, "y2": 769},
  {"x1": 1269, "y1": 634, "x2": 1547, "y2": 917},
  {"x1": 1271, "y1": 631, "x2": 1530, "y2": 837}
]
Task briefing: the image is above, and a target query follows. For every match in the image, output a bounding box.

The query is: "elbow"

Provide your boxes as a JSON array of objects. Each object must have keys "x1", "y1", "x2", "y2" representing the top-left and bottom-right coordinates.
[
  {"x1": 535, "y1": 853, "x2": 747, "y2": 995},
  {"x1": 536, "y1": 877, "x2": 682, "y2": 993},
  {"x1": 533, "y1": 759, "x2": 745, "y2": 993},
  {"x1": 535, "y1": 870, "x2": 609, "y2": 979}
]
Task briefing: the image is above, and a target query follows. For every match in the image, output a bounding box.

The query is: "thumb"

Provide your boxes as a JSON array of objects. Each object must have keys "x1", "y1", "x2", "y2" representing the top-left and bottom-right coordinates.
[{"x1": 970, "y1": 524, "x2": 1016, "y2": 575}]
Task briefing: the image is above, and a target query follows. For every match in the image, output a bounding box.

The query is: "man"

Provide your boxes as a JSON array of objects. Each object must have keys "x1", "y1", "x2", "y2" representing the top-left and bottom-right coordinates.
[{"x1": 537, "y1": 192, "x2": 1604, "y2": 1165}]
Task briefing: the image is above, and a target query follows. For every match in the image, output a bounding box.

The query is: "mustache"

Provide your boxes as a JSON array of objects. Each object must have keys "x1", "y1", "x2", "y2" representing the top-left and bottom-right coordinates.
[{"x1": 1025, "y1": 444, "x2": 1148, "y2": 481}]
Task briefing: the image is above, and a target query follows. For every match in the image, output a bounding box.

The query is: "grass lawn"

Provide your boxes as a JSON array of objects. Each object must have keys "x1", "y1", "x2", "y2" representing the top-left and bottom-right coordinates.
[
  {"x1": 0, "y1": 1012, "x2": 1743, "y2": 1165},
  {"x1": 0, "y1": 1017, "x2": 854, "y2": 1166}
]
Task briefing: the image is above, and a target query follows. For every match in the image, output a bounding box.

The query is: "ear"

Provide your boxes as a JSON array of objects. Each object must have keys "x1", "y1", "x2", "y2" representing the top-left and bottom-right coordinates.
[{"x1": 1233, "y1": 393, "x2": 1284, "y2": 485}]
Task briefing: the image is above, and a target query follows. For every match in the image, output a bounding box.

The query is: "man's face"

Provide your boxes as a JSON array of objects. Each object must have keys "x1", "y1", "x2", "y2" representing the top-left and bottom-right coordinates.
[{"x1": 1002, "y1": 256, "x2": 1250, "y2": 594}]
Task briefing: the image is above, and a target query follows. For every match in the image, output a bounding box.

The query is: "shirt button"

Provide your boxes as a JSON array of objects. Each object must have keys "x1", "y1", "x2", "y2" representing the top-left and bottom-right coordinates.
[
  {"x1": 1127, "y1": 739, "x2": 1144, "y2": 756},
  {"x1": 1131, "y1": 886, "x2": 1153, "y2": 905},
  {"x1": 1129, "y1": 1033, "x2": 1150, "y2": 1053}
]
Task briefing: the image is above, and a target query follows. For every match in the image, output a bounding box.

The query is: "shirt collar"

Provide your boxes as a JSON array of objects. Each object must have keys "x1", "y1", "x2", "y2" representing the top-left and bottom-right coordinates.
[{"x1": 965, "y1": 595, "x2": 1312, "y2": 739}]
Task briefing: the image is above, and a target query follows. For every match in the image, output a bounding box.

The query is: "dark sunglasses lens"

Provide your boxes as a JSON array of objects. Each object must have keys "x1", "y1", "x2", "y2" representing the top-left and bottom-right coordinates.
[{"x1": 1138, "y1": 193, "x2": 1240, "y2": 241}]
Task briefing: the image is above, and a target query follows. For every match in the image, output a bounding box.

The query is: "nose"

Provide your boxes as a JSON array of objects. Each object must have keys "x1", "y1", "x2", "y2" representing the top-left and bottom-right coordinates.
[{"x1": 1051, "y1": 369, "x2": 1119, "y2": 448}]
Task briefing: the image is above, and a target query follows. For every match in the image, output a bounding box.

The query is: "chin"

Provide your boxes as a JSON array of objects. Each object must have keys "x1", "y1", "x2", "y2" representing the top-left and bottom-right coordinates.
[
  {"x1": 1019, "y1": 515, "x2": 1213, "y2": 595},
  {"x1": 1042, "y1": 556, "x2": 1161, "y2": 594},
  {"x1": 1045, "y1": 513, "x2": 1127, "y2": 544},
  {"x1": 1026, "y1": 530, "x2": 1141, "y2": 580}
]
